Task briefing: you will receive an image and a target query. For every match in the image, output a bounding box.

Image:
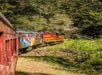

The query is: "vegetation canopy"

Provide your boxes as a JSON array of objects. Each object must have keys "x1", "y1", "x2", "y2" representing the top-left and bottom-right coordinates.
[
  {"x1": 0, "y1": 0, "x2": 102, "y2": 38},
  {"x1": 1, "y1": 0, "x2": 102, "y2": 75}
]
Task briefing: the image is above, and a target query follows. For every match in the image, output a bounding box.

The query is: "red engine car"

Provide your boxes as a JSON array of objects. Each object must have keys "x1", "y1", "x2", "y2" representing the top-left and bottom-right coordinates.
[
  {"x1": 40, "y1": 31, "x2": 64, "y2": 44},
  {"x1": 0, "y1": 12, "x2": 18, "y2": 75}
]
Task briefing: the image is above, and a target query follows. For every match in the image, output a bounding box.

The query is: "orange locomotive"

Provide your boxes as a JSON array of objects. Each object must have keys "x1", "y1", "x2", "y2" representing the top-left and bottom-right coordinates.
[
  {"x1": 40, "y1": 31, "x2": 64, "y2": 44},
  {"x1": 0, "y1": 12, "x2": 18, "y2": 75}
]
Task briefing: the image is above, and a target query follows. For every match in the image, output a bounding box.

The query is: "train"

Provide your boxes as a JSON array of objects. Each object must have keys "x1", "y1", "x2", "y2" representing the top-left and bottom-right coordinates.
[
  {"x1": 0, "y1": 12, "x2": 64, "y2": 75},
  {"x1": 17, "y1": 30, "x2": 43, "y2": 53},
  {"x1": 0, "y1": 12, "x2": 18, "y2": 75},
  {"x1": 17, "y1": 30, "x2": 64, "y2": 52},
  {"x1": 40, "y1": 31, "x2": 63, "y2": 43}
]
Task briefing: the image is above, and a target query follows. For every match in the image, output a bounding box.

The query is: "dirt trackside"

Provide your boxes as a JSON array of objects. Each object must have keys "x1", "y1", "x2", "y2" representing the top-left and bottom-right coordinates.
[
  {"x1": 16, "y1": 47, "x2": 85, "y2": 75},
  {"x1": 16, "y1": 57, "x2": 81, "y2": 75}
]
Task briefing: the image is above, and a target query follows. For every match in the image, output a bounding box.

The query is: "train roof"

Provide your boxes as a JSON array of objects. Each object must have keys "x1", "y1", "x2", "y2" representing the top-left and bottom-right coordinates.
[
  {"x1": 0, "y1": 12, "x2": 14, "y2": 29},
  {"x1": 40, "y1": 31, "x2": 57, "y2": 33},
  {"x1": 17, "y1": 30, "x2": 39, "y2": 34}
]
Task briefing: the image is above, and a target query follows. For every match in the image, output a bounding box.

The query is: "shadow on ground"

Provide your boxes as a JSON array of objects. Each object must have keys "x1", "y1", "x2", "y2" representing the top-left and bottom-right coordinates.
[
  {"x1": 16, "y1": 71, "x2": 53, "y2": 75},
  {"x1": 20, "y1": 56, "x2": 71, "y2": 69}
]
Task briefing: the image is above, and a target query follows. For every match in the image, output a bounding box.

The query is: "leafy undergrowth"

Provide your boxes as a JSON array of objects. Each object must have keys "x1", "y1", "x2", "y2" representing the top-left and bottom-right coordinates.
[{"x1": 21, "y1": 38, "x2": 102, "y2": 75}]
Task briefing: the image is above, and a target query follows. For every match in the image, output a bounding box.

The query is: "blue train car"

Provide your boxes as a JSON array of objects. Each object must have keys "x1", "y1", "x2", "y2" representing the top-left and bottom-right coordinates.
[{"x1": 17, "y1": 30, "x2": 42, "y2": 49}]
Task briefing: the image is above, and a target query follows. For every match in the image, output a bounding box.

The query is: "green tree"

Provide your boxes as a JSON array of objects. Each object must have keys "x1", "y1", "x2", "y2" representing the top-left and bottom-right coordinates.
[
  {"x1": 0, "y1": 0, "x2": 102, "y2": 37},
  {"x1": 62, "y1": 0, "x2": 102, "y2": 37}
]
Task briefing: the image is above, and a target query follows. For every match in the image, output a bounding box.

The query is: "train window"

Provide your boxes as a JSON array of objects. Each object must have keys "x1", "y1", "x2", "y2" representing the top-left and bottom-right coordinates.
[
  {"x1": 14, "y1": 39, "x2": 17, "y2": 54},
  {"x1": 11, "y1": 39, "x2": 14, "y2": 56},
  {"x1": 5, "y1": 39, "x2": 12, "y2": 65},
  {"x1": 15, "y1": 38, "x2": 18, "y2": 54},
  {"x1": 0, "y1": 35, "x2": 2, "y2": 64},
  {"x1": 5, "y1": 40, "x2": 9, "y2": 65},
  {"x1": 38, "y1": 34, "x2": 43, "y2": 39},
  {"x1": 10, "y1": 39, "x2": 17, "y2": 57},
  {"x1": 13, "y1": 39, "x2": 15, "y2": 54},
  {"x1": 56, "y1": 33, "x2": 59, "y2": 35}
]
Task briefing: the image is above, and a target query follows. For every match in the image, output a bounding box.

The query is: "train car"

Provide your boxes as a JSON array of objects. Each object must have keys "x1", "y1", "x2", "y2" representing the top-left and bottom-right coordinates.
[
  {"x1": 17, "y1": 30, "x2": 42, "y2": 50},
  {"x1": 0, "y1": 12, "x2": 18, "y2": 75},
  {"x1": 40, "y1": 31, "x2": 56, "y2": 43},
  {"x1": 40, "y1": 31, "x2": 64, "y2": 44}
]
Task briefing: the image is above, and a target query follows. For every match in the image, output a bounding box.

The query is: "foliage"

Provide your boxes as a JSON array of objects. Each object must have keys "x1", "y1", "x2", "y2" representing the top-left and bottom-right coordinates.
[
  {"x1": 24, "y1": 38, "x2": 102, "y2": 74},
  {"x1": 1, "y1": 0, "x2": 102, "y2": 74},
  {"x1": 0, "y1": 0, "x2": 102, "y2": 37},
  {"x1": 62, "y1": 0, "x2": 102, "y2": 37}
]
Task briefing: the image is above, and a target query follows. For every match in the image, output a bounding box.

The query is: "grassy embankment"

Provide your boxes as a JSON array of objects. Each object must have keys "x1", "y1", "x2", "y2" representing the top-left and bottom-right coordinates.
[{"x1": 23, "y1": 38, "x2": 102, "y2": 75}]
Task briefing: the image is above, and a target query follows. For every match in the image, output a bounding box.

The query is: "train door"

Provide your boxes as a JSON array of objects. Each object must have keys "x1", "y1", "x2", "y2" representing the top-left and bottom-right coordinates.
[
  {"x1": 5, "y1": 39, "x2": 12, "y2": 66},
  {"x1": 5, "y1": 38, "x2": 17, "y2": 75},
  {"x1": 12, "y1": 38, "x2": 18, "y2": 58},
  {"x1": 0, "y1": 32, "x2": 5, "y2": 75}
]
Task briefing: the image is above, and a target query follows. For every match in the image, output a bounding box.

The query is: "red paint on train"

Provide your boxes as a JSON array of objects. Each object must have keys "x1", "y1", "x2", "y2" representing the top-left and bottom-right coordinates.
[
  {"x1": 40, "y1": 31, "x2": 64, "y2": 43},
  {"x1": 0, "y1": 12, "x2": 18, "y2": 75}
]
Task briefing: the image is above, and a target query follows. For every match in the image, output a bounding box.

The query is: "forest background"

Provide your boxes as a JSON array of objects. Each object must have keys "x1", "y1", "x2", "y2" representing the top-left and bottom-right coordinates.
[
  {"x1": 0, "y1": 0, "x2": 102, "y2": 75},
  {"x1": 0, "y1": 0, "x2": 102, "y2": 38}
]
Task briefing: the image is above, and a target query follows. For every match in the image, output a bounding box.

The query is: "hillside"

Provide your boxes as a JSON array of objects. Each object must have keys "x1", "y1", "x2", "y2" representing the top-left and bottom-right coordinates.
[
  {"x1": 16, "y1": 38, "x2": 102, "y2": 75},
  {"x1": 0, "y1": 1, "x2": 102, "y2": 75},
  {"x1": 0, "y1": 0, "x2": 102, "y2": 38}
]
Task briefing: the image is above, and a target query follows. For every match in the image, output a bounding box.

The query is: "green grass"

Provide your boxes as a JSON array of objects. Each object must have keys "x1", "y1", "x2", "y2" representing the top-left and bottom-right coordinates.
[
  {"x1": 23, "y1": 38, "x2": 102, "y2": 75},
  {"x1": 44, "y1": 38, "x2": 102, "y2": 74},
  {"x1": 47, "y1": 38, "x2": 102, "y2": 51}
]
